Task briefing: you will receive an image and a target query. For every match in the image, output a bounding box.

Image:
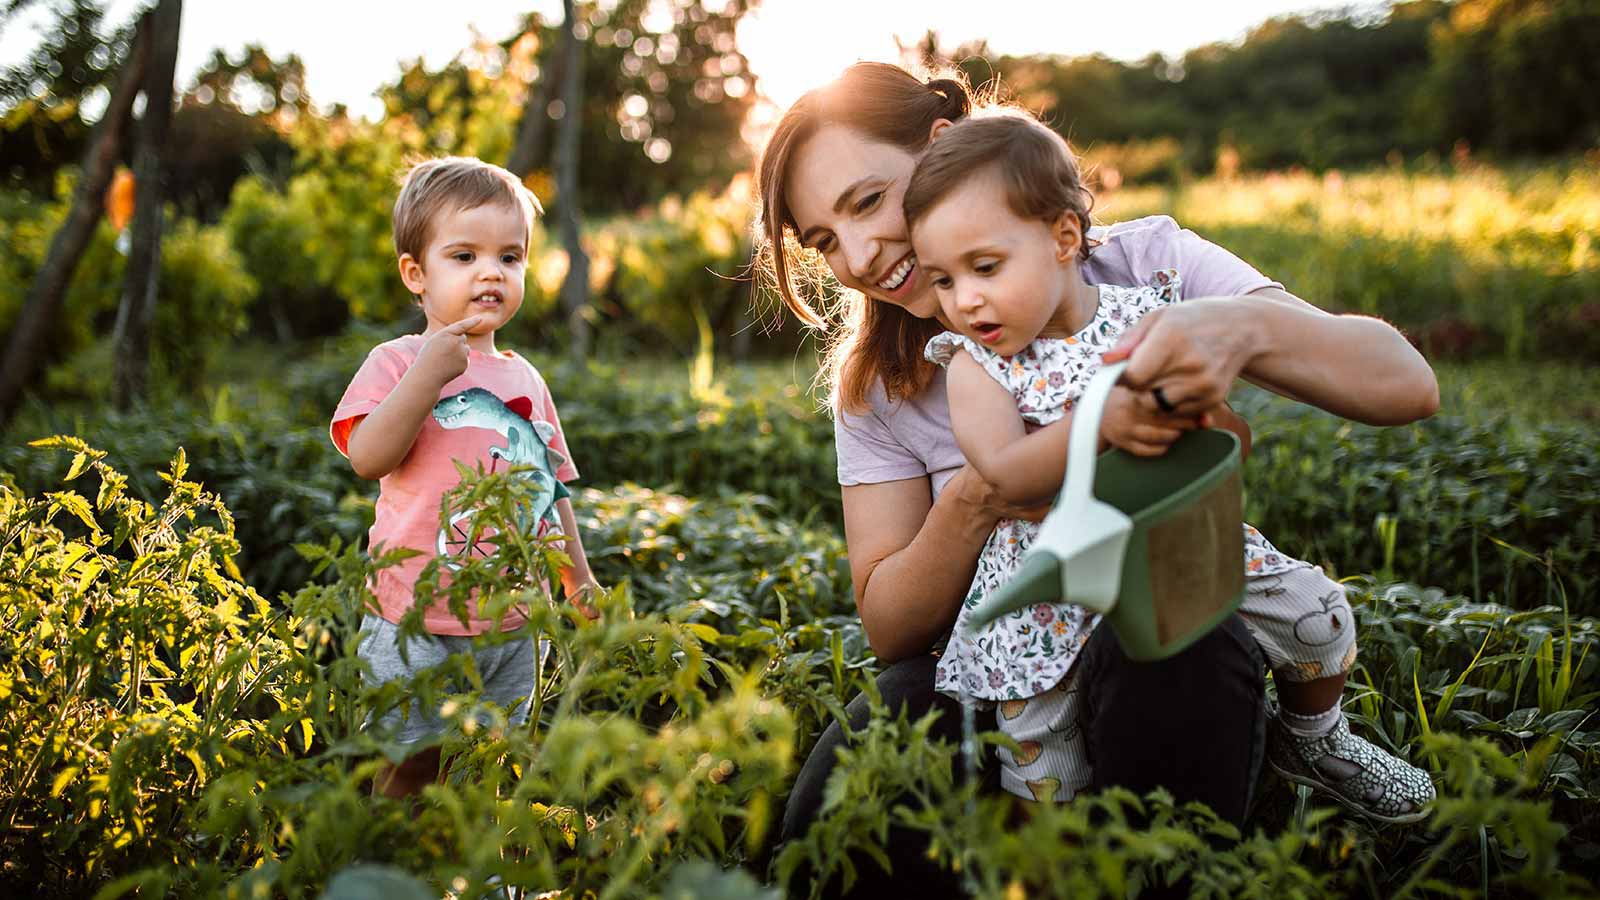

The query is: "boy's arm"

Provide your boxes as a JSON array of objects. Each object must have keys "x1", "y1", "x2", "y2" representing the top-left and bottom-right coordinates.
[
  {"x1": 553, "y1": 496, "x2": 599, "y2": 618},
  {"x1": 345, "y1": 317, "x2": 482, "y2": 479}
]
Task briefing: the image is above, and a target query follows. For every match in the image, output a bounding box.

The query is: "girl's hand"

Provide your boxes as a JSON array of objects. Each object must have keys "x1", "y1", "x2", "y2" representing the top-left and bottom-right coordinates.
[
  {"x1": 414, "y1": 315, "x2": 485, "y2": 388},
  {"x1": 1099, "y1": 384, "x2": 1200, "y2": 457}
]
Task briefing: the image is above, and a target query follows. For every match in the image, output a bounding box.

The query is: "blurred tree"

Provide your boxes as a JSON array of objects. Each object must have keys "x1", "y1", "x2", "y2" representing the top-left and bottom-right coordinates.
[
  {"x1": 0, "y1": 2, "x2": 147, "y2": 425},
  {"x1": 0, "y1": 0, "x2": 137, "y2": 193},
  {"x1": 167, "y1": 44, "x2": 307, "y2": 218},
  {"x1": 916, "y1": 2, "x2": 1459, "y2": 177},
  {"x1": 553, "y1": 0, "x2": 590, "y2": 359},
  {"x1": 1423, "y1": 0, "x2": 1600, "y2": 154},
  {"x1": 110, "y1": 0, "x2": 180, "y2": 404},
  {"x1": 497, "y1": 0, "x2": 758, "y2": 214}
]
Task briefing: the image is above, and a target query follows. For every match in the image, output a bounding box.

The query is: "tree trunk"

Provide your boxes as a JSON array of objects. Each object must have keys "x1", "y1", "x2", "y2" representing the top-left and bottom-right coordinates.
[
  {"x1": 0, "y1": 16, "x2": 150, "y2": 427},
  {"x1": 554, "y1": 0, "x2": 590, "y2": 360},
  {"x1": 506, "y1": 39, "x2": 560, "y2": 178},
  {"x1": 111, "y1": 0, "x2": 182, "y2": 406}
]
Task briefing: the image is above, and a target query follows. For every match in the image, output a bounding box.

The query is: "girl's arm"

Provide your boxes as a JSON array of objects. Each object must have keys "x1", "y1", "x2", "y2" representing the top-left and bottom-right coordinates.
[
  {"x1": 946, "y1": 351, "x2": 1060, "y2": 505},
  {"x1": 553, "y1": 496, "x2": 599, "y2": 618},
  {"x1": 1107, "y1": 288, "x2": 1439, "y2": 425},
  {"x1": 844, "y1": 468, "x2": 1044, "y2": 663},
  {"x1": 946, "y1": 351, "x2": 1231, "y2": 501}
]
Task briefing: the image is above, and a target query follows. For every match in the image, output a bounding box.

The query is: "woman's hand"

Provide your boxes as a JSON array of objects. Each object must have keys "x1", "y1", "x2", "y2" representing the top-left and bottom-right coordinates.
[
  {"x1": 1102, "y1": 299, "x2": 1258, "y2": 417},
  {"x1": 947, "y1": 464, "x2": 1054, "y2": 523},
  {"x1": 1104, "y1": 289, "x2": 1440, "y2": 426}
]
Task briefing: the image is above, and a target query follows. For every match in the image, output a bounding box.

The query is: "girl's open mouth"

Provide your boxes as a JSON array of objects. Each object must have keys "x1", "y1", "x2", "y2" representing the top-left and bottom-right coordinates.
[{"x1": 975, "y1": 323, "x2": 1003, "y2": 345}]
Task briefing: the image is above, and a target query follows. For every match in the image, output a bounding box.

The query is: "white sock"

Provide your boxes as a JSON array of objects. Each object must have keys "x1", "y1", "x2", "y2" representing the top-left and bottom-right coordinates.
[{"x1": 1280, "y1": 704, "x2": 1341, "y2": 738}]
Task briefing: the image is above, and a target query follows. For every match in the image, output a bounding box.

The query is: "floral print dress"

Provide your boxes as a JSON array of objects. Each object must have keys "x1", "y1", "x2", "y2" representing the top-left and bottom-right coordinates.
[{"x1": 925, "y1": 271, "x2": 1305, "y2": 703}]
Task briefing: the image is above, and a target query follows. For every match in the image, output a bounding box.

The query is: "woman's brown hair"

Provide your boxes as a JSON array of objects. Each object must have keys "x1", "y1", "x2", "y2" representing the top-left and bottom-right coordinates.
[{"x1": 754, "y1": 62, "x2": 977, "y2": 412}]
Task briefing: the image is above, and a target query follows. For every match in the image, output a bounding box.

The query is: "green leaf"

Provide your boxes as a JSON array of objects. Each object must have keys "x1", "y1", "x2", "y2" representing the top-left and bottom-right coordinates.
[
  {"x1": 319, "y1": 864, "x2": 435, "y2": 900},
  {"x1": 50, "y1": 766, "x2": 80, "y2": 797}
]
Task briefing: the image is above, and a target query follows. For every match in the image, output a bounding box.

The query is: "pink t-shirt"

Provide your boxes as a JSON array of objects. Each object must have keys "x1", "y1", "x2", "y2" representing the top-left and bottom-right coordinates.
[
  {"x1": 330, "y1": 335, "x2": 580, "y2": 636},
  {"x1": 834, "y1": 215, "x2": 1282, "y2": 496}
]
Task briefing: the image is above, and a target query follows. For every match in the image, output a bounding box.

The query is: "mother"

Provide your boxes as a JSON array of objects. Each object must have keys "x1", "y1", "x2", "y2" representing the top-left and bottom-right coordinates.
[{"x1": 757, "y1": 62, "x2": 1438, "y2": 893}]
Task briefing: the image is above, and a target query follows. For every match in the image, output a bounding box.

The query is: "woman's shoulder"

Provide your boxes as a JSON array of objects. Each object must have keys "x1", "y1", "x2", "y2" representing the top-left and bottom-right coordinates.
[{"x1": 1089, "y1": 213, "x2": 1182, "y2": 243}]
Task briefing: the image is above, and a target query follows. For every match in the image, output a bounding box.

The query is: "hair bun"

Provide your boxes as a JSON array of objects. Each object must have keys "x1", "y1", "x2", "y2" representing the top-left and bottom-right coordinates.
[{"x1": 926, "y1": 77, "x2": 971, "y2": 119}]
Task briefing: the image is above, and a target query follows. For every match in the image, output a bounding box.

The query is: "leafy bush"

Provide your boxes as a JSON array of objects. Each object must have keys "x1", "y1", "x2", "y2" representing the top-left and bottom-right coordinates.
[
  {"x1": 1235, "y1": 390, "x2": 1600, "y2": 615},
  {"x1": 0, "y1": 175, "x2": 258, "y2": 397},
  {"x1": 5, "y1": 356, "x2": 1596, "y2": 617},
  {"x1": 0, "y1": 440, "x2": 804, "y2": 898},
  {"x1": 3, "y1": 424, "x2": 1598, "y2": 898}
]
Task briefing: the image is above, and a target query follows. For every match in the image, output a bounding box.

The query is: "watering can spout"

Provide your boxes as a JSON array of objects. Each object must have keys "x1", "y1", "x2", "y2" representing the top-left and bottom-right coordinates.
[{"x1": 963, "y1": 550, "x2": 1060, "y2": 635}]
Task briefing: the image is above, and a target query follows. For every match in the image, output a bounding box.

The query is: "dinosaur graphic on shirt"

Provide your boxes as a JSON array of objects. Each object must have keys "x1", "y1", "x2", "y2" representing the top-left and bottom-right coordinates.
[{"x1": 431, "y1": 387, "x2": 570, "y2": 561}]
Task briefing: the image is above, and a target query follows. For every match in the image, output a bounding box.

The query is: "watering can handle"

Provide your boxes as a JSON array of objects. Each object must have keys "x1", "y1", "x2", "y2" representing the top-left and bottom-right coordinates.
[{"x1": 1060, "y1": 361, "x2": 1129, "y2": 510}]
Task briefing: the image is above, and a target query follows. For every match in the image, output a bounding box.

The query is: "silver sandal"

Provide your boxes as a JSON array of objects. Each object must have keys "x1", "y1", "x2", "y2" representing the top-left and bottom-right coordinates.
[{"x1": 1267, "y1": 709, "x2": 1435, "y2": 824}]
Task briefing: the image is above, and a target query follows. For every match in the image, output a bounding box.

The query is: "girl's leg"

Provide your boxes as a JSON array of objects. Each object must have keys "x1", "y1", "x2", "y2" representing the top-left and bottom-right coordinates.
[
  {"x1": 1242, "y1": 567, "x2": 1434, "y2": 823},
  {"x1": 993, "y1": 669, "x2": 1093, "y2": 804},
  {"x1": 1079, "y1": 612, "x2": 1267, "y2": 826}
]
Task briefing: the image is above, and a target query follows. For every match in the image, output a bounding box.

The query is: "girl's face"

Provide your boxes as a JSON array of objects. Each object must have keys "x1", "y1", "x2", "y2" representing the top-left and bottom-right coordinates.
[
  {"x1": 913, "y1": 168, "x2": 1083, "y2": 358},
  {"x1": 784, "y1": 124, "x2": 941, "y2": 319}
]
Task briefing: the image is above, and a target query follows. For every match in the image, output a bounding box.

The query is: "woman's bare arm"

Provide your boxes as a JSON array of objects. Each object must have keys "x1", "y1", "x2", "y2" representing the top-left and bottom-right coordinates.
[
  {"x1": 1107, "y1": 288, "x2": 1439, "y2": 426},
  {"x1": 842, "y1": 468, "x2": 1040, "y2": 663}
]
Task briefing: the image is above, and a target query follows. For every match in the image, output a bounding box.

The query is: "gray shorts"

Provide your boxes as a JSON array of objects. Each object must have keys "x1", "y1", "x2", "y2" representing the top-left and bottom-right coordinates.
[{"x1": 357, "y1": 613, "x2": 545, "y2": 745}]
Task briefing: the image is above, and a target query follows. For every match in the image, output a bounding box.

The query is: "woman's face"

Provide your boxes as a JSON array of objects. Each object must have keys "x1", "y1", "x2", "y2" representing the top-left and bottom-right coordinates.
[{"x1": 784, "y1": 124, "x2": 941, "y2": 318}]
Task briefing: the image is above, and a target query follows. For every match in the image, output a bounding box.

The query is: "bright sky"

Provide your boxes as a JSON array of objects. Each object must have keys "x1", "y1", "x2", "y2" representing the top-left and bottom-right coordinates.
[{"x1": 2, "y1": 0, "x2": 1374, "y2": 122}]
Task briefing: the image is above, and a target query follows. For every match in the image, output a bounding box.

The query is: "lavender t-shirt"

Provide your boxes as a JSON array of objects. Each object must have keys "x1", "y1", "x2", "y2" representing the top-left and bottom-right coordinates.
[{"x1": 834, "y1": 215, "x2": 1282, "y2": 496}]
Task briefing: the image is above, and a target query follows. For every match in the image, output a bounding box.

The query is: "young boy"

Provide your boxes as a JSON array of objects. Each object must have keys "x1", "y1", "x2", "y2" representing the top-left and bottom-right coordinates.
[{"x1": 330, "y1": 156, "x2": 598, "y2": 797}]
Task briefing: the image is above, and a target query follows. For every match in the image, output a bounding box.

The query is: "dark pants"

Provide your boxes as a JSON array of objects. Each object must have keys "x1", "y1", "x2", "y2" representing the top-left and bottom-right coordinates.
[{"x1": 779, "y1": 613, "x2": 1266, "y2": 898}]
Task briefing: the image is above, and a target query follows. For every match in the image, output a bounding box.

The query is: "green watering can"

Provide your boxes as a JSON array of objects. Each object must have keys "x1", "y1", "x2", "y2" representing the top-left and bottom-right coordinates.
[{"x1": 962, "y1": 361, "x2": 1246, "y2": 661}]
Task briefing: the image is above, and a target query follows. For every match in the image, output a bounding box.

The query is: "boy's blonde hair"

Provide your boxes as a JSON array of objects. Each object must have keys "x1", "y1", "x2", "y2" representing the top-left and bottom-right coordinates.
[
  {"x1": 903, "y1": 111, "x2": 1095, "y2": 261},
  {"x1": 392, "y1": 156, "x2": 543, "y2": 262}
]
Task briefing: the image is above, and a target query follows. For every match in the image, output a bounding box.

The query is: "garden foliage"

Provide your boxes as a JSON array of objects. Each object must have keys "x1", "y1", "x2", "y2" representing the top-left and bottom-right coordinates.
[{"x1": 2, "y1": 422, "x2": 1597, "y2": 897}]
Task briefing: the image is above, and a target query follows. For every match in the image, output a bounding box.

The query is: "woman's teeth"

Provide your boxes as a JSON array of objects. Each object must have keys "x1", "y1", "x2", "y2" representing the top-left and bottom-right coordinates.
[{"x1": 877, "y1": 256, "x2": 914, "y2": 291}]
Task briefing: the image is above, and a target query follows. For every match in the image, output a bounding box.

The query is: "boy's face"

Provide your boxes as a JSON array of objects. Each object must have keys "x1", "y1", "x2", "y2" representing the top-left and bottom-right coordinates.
[
  {"x1": 399, "y1": 202, "x2": 528, "y2": 346},
  {"x1": 912, "y1": 168, "x2": 1080, "y2": 358}
]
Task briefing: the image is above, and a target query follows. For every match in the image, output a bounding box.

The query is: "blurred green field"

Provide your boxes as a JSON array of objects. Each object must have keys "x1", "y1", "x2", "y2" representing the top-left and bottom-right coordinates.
[{"x1": 1104, "y1": 164, "x2": 1600, "y2": 361}]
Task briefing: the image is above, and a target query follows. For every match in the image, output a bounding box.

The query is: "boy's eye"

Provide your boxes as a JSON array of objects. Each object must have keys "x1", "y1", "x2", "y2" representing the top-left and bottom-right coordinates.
[
  {"x1": 812, "y1": 235, "x2": 835, "y2": 254},
  {"x1": 453, "y1": 252, "x2": 473, "y2": 262},
  {"x1": 931, "y1": 274, "x2": 952, "y2": 289},
  {"x1": 974, "y1": 260, "x2": 998, "y2": 275},
  {"x1": 854, "y1": 191, "x2": 882, "y2": 214},
  {"x1": 501, "y1": 253, "x2": 522, "y2": 264}
]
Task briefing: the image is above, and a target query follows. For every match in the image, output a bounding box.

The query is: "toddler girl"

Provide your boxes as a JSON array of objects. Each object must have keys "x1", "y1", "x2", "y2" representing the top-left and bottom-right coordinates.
[{"x1": 902, "y1": 111, "x2": 1433, "y2": 823}]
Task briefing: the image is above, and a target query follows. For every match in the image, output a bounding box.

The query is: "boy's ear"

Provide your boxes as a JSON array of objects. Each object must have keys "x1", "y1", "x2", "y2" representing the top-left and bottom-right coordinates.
[
  {"x1": 927, "y1": 117, "x2": 955, "y2": 145},
  {"x1": 398, "y1": 253, "x2": 427, "y2": 295},
  {"x1": 1051, "y1": 213, "x2": 1084, "y2": 263}
]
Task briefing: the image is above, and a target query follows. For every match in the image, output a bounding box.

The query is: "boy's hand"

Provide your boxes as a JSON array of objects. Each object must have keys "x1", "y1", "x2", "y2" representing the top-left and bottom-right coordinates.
[
  {"x1": 413, "y1": 316, "x2": 485, "y2": 388},
  {"x1": 570, "y1": 580, "x2": 601, "y2": 621},
  {"x1": 1099, "y1": 384, "x2": 1200, "y2": 457}
]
